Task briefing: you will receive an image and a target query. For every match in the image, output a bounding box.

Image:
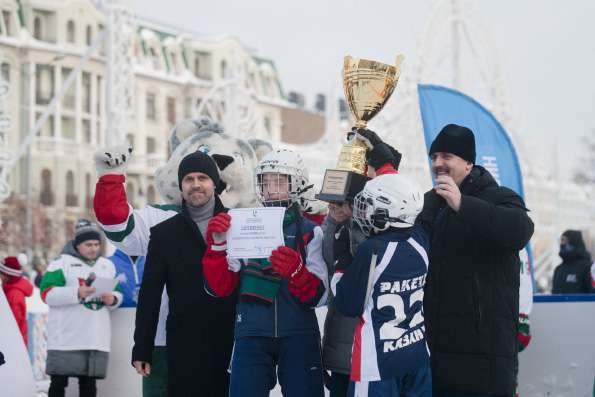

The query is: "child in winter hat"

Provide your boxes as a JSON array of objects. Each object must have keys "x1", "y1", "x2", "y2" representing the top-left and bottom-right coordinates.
[
  {"x1": 74, "y1": 219, "x2": 102, "y2": 247},
  {"x1": 1, "y1": 254, "x2": 33, "y2": 347},
  {"x1": 0, "y1": 254, "x2": 28, "y2": 280}
]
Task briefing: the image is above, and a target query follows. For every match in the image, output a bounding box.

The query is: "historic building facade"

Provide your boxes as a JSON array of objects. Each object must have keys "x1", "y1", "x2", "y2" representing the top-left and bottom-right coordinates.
[{"x1": 0, "y1": 0, "x2": 290, "y2": 259}]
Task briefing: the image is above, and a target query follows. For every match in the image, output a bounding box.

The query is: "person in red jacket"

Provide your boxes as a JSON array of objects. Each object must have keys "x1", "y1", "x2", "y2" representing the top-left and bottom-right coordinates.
[{"x1": 0, "y1": 254, "x2": 33, "y2": 347}]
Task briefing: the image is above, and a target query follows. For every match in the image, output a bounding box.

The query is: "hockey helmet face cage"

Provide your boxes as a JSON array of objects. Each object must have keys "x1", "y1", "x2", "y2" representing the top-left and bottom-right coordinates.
[
  {"x1": 352, "y1": 174, "x2": 424, "y2": 236},
  {"x1": 254, "y1": 149, "x2": 309, "y2": 208}
]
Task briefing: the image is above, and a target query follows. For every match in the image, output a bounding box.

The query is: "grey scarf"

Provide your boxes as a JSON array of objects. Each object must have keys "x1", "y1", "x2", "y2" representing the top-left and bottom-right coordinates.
[{"x1": 186, "y1": 195, "x2": 216, "y2": 242}]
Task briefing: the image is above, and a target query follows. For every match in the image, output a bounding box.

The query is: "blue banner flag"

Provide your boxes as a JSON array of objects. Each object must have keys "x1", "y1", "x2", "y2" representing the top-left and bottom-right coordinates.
[{"x1": 417, "y1": 84, "x2": 524, "y2": 198}]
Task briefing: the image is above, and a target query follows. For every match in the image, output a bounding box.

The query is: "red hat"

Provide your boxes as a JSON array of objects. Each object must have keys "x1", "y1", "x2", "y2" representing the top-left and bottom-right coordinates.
[{"x1": 0, "y1": 254, "x2": 27, "y2": 277}]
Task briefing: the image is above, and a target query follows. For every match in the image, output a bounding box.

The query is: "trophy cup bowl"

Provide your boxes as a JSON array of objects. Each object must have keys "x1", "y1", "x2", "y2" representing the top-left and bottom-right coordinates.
[
  {"x1": 343, "y1": 55, "x2": 403, "y2": 129},
  {"x1": 316, "y1": 55, "x2": 404, "y2": 203}
]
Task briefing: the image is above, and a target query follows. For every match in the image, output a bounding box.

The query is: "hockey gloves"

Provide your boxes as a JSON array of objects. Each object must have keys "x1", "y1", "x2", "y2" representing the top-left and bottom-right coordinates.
[
  {"x1": 351, "y1": 128, "x2": 402, "y2": 170},
  {"x1": 206, "y1": 213, "x2": 231, "y2": 250},
  {"x1": 269, "y1": 246, "x2": 320, "y2": 302}
]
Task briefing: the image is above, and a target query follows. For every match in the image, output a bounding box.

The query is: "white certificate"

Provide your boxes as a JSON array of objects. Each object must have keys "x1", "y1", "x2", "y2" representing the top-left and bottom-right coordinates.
[
  {"x1": 227, "y1": 207, "x2": 285, "y2": 259},
  {"x1": 87, "y1": 277, "x2": 119, "y2": 300}
]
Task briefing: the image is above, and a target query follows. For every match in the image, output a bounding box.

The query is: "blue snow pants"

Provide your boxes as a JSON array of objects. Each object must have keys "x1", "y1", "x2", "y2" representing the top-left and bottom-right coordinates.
[
  {"x1": 229, "y1": 334, "x2": 324, "y2": 397},
  {"x1": 348, "y1": 363, "x2": 432, "y2": 397}
]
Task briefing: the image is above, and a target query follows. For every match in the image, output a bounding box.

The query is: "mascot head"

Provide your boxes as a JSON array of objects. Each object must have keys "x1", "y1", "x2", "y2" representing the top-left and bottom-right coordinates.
[{"x1": 156, "y1": 117, "x2": 273, "y2": 208}]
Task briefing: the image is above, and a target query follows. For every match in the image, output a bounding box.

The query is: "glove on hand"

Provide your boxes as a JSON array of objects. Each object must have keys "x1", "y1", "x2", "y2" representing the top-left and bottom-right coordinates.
[
  {"x1": 349, "y1": 128, "x2": 402, "y2": 170},
  {"x1": 206, "y1": 213, "x2": 231, "y2": 249},
  {"x1": 352, "y1": 128, "x2": 384, "y2": 150},
  {"x1": 333, "y1": 224, "x2": 354, "y2": 272},
  {"x1": 270, "y1": 246, "x2": 321, "y2": 301},
  {"x1": 269, "y1": 246, "x2": 303, "y2": 279},
  {"x1": 94, "y1": 145, "x2": 133, "y2": 177}
]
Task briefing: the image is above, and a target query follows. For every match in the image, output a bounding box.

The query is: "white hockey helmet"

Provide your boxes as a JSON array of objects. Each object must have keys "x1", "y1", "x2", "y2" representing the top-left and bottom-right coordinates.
[
  {"x1": 353, "y1": 174, "x2": 424, "y2": 236},
  {"x1": 254, "y1": 149, "x2": 310, "y2": 207}
]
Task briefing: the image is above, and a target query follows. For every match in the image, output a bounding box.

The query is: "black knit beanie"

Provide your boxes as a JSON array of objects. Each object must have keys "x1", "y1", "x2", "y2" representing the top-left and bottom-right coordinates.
[
  {"x1": 429, "y1": 124, "x2": 476, "y2": 164},
  {"x1": 178, "y1": 151, "x2": 220, "y2": 190}
]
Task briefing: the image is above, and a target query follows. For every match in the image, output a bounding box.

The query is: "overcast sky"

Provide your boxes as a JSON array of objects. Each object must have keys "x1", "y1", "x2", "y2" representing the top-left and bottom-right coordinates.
[{"x1": 138, "y1": 0, "x2": 595, "y2": 178}]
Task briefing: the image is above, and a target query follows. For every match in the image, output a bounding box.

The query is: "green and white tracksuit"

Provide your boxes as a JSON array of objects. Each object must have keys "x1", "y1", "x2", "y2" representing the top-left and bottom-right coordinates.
[{"x1": 40, "y1": 243, "x2": 122, "y2": 353}]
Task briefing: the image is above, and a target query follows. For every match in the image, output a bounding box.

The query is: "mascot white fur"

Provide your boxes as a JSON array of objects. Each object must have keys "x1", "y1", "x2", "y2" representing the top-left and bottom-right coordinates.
[{"x1": 156, "y1": 118, "x2": 270, "y2": 208}]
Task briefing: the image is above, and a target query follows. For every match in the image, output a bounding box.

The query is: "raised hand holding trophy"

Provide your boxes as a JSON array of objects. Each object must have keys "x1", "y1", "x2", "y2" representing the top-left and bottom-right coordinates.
[{"x1": 316, "y1": 54, "x2": 404, "y2": 203}]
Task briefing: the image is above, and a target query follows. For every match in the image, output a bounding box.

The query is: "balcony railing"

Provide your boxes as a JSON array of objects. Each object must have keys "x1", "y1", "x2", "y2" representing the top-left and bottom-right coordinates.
[{"x1": 35, "y1": 137, "x2": 84, "y2": 155}]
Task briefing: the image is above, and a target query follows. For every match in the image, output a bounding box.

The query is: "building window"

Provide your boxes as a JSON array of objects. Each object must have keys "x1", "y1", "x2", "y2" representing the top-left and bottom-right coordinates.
[
  {"x1": 62, "y1": 67, "x2": 75, "y2": 109},
  {"x1": 61, "y1": 116, "x2": 75, "y2": 140},
  {"x1": 82, "y1": 72, "x2": 91, "y2": 113},
  {"x1": 146, "y1": 137, "x2": 156, "y2": 154},
  {"x1": 97, "y1": 121, "x2": 102, "y2": 145},
  {"x1": 85, "y1": 25, "x2": 92, "y2": 46},
  {"x1": 220, "y1": 60, "x2": 228, "y2": 79},
  {"x1": 82, "y1": 119, "x2": 91, "y2": 143},
  {"x1": 126, "y1": 133, "x2": 134, "y2": 148},
  {"x1": 33, "y1": 16, "x2": 42, "y2": 40},
  {"x1": 126, "y1": 182, "x2": 136, "y2": 207},
  {"x1": 149, "y1": 47, "x2": 160, "y2": 70},
  {"x1": 147, "y1": 185, "x2": 156, "y2": 204},
  {"x1": 96, "y1": 76, "x2": 102, "y2": 115},
  {"x1": 64, "y1": 219, "x2": 75, "y2": 241},
  {"x1": 166, "y1": 96, "x2": 176, "y2": 126},
  {"x1": 2, "y1": 11, "x2": 12, "y2": 36},
  {"x1": 66, "y1": 20, "x2": 75, "y2": 43},
  {"x1": 338, "y1": 98, "x2": 349, "y2": 120},
  {"x1": 65, "y1": 171, "x2": 77, "y2": 207},
  {"x1": 146, "y1": 93, "x2": 156, "y2": 121},
  {"x1": 35, "y1": 64, "x2": 55, "y2": 105},
  {"x1": 36, "y1": 113, "x2": 54, "y2": 137},
  {"x1": 184, "y1": 97, "x2": 193, "y2": 118},
  {"x1": 40, "y1": 169, "x2": 54, "y2": 206},
  {"x1": 264, "y1": 116, "x2": 272, "y2": 137},
  {"x1": 85, "y1": 173, "x2": 92, "y2": 208},
  {"x1": 193, "y1": 52, "x2": 212, "y2": 79},
  {"x1": 170, "y1": 52, "x2": 178, "y2": 73},
  {"x1": 193, "y1": 57, "x2": 200, "y2": 78},
  {"x1": 1, "y1": 62, "x2": 9, "y2": 83}
]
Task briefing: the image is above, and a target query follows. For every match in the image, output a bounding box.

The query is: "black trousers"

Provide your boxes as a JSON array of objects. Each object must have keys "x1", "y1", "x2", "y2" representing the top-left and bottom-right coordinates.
[{"x1": 48, "y1": 375, "x2": 97, "y2": 397}]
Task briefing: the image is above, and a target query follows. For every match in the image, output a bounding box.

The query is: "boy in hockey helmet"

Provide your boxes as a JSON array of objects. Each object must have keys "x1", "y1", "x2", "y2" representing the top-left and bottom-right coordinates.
[
  {"x1": 332, "y1": 173, "x2": 432, "y2": 397},
  {"x1": 203, "y1": 149, "x2": 328, "y2": 397}
]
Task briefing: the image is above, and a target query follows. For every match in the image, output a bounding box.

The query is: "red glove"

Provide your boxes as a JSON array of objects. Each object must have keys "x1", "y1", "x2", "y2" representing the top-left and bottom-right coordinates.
[
  {"x1": 206, "y1": 213, "x2": 231, "y2": 250},
  {"x1": 269, "y1": 246, "x2": 321, "y2": 302},
  {"x1": 269, "y1": 246, "x2": 302, "y2": 278}
]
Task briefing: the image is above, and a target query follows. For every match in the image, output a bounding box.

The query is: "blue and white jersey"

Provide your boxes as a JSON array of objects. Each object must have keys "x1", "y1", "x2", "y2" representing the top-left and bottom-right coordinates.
[{"x1": 332, "y1": 225, "x2": 430, "y2": 382}]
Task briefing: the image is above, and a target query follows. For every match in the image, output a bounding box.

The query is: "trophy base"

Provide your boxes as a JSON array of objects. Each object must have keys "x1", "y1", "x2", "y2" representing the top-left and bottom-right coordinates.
[{"x1": 315, "y1": 169, "x2": 370, "y2": 203}]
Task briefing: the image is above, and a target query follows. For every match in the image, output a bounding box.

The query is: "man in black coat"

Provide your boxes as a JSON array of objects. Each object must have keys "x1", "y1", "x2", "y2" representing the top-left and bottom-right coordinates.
[
  {"x1": 418, "y1": 124, "x2": 534, "y2": 397},
  {"x1": 132, "y1": 151, "x2": 237, "y2": 396},
  {"x1": 552, "y1": 230, "x2": 594, "y2": 294}
]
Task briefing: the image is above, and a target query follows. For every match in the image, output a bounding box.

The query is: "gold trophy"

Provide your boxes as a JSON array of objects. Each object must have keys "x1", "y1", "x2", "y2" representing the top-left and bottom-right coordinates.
[{"x1": 316, "y1": 54, "x2": 404, "y2": 202}]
